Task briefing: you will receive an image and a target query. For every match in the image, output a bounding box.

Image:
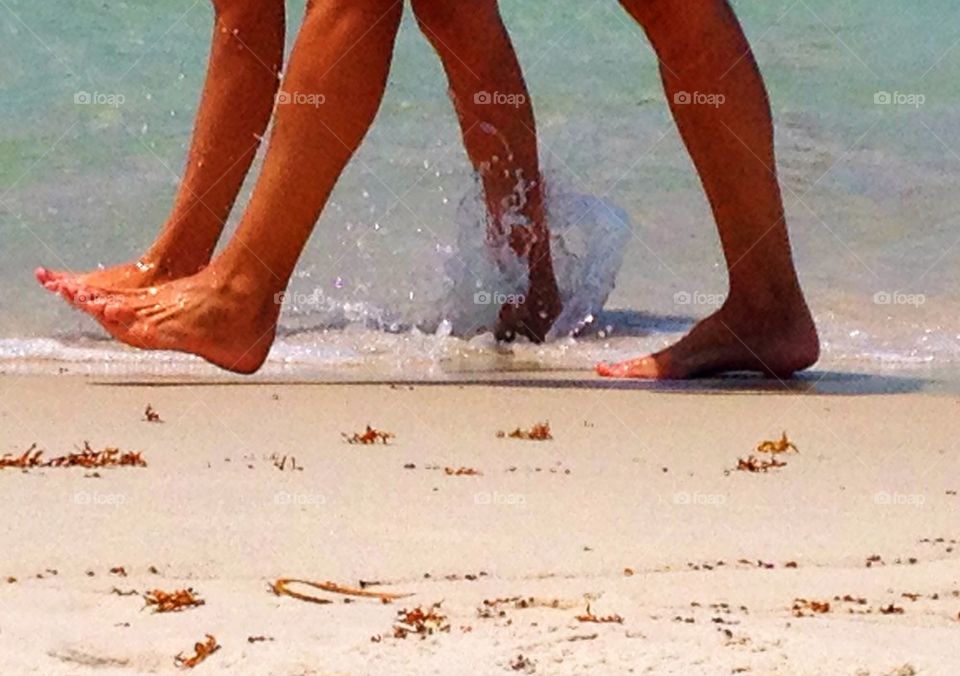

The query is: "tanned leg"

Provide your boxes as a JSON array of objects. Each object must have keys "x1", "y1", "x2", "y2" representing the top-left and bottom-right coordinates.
[
  {"x1": 37, "y1": 0, "x2": 285, "y2": 291},
  {"x1": 56, "y1": 0, "x2": 405, "y2": 373},
  {"x1": 597, "y1": 0, "x2": 819, "y2": 379},
  {"x1": 411, "y1": 0, "x2": 561, "y2": 342}
]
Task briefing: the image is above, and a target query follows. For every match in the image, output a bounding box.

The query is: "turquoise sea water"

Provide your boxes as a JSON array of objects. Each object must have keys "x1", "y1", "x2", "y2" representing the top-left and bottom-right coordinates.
[{"x1": 1, "y1": 1, "x2": 959, "y2": 375}]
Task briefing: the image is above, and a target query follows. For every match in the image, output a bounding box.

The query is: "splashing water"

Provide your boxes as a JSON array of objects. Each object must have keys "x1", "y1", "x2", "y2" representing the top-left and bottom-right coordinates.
[{"x1": 439, "y1": 175, "x2": 630, "y2": 338}]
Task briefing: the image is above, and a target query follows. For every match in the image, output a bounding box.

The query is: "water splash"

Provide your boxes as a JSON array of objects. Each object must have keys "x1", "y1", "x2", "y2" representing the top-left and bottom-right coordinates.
[{"x1": 439, "y1": 175, "x2": 631, "y2": 338}]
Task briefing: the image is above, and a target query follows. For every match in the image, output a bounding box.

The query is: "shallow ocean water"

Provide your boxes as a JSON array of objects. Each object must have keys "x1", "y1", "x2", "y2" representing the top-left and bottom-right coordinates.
[{"x1": 1, "y1": 0, "x2": 958, "y2": 376}]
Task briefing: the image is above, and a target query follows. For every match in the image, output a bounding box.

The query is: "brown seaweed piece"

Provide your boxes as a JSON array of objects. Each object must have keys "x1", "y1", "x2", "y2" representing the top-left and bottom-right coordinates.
[
  {"x1": 144, "y1": 588, "x2": 205, "y2": 613},
  {"x1": 1, "y1": 443, "x2": 146, "y2": 469},
  {"x1": 0, "y1": 444, "x2": 44, "y2": 469},
  {"x1": 756, "y1": 432, "x2": 798, "y2": 454},
  {"x1": 736, "y1": 455, "x2": 787, "y2": 473},
  {"x1": 497, "y1": 422, "x2": 553, "y2": 441},
  {"x1": 444, "y1": 467, "x2": 482, "y2": 476},
  {"x1": 393, "y1": 602, "x2": 450, "y2": 638},
  {"x1": 342, "y1": 426, "x2": 395, "y2": 445},
  {"x1": 270, "y1": 578, "x2": 411, "y2": 605},
  {"x1": 174, "y1": 634, "x2": 219, "y2": 669},
  {"x1": 576, "y1": 603, "x2": 624, "y2": 624},
  {"x1": 46, "y1": 443, "x2": 146, "y2": 468},
  {"x1": 792, "y1": 598, "x2": 831, "y2": 617}
]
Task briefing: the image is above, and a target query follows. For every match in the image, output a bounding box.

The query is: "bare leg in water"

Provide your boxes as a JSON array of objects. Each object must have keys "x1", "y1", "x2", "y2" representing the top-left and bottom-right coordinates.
[
  {"x1": 40, "y1": 0, "x2": 560, "y2": 344},
  {"x1": 36, "y1": 0, "x2": 285, "y2": 290},
  {"x1": 411, "y1": 0, "x2": 561, "y2": 341},
  {"x1": 596, "y1": 0, "x2": 819, "y2": 379}
]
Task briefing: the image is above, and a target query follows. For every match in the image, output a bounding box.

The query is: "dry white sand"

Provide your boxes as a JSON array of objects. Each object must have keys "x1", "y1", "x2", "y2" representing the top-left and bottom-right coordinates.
[{"x1": 0, "y1": 373, "x2": 957, "y2": 675}]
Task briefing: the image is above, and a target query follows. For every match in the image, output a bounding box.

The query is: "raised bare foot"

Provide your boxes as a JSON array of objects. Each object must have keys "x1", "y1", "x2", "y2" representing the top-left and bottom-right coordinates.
[
  {"x1": 596, "y1": 301, "x2": 819, "y2": 380},
  {"x1": 35, "y1": 251, "x2": 205, "y2": 299},
  {"x1": 52, "y1": 270, "x2": 280, "y2": 374}
]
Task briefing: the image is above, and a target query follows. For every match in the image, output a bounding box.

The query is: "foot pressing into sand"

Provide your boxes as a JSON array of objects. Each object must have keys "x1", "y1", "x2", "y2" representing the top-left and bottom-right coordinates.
[{"x1": 597, "y1": 296, "x2": 819, "y2": 379}]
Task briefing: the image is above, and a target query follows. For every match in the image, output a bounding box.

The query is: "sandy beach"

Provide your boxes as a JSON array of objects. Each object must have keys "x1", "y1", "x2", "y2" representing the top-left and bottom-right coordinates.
[{"x1": 0, "y1": 372, "x2": 956, "y2": 674}]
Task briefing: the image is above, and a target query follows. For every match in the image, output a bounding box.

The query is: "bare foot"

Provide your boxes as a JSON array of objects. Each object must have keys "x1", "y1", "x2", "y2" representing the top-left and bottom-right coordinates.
[
  {"x1": 495, "y1": 277, "x2": 563, "y2": 343},
  {"x1": 596, "y1": 301, "x2": 819, "y2": 379},
  {"x1": 53, "y1": 271, "x2": 279, "y2": 374},
  {"x1": 35, "y1": 253, "x2": 203, "y2": 298}
]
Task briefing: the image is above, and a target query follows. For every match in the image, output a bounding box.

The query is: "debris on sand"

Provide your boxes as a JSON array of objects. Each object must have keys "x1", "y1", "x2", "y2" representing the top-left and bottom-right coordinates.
[
  {"x1": 0, "y1": 443, "x2": 146, "y2": 470},
  {"x1": 510, "y1": 654, "x2": 536, "y2": 672},
  {"x1": 144, "y1": 588, "x2": 205, "y2": 613},
  {"x1": 728, "y1": 432, "x2": 800, "y2": 474},
  {"x1": 342, "y1": 426, "x2": 395, "y2": 445},
  {"x1": 576, "y1": 602, "x2": 624, "y2": 624},
  {"x1": 393, "y1": 602, "x2": 450, "y2": 639},
  {"x1": 174, "y1": 634, "x2": 219, "y2": 669},
  {"x1": 478, "y1": 596, "x2": 574, "y2": 618},
  {"x1": 734, "y1": 455, "x2": 787, "y2": 473},
  {"x1": 270, "y1": 578, "x2": 411, "y2": 605},
  {"x1": 756, "y1": 432, "x2": 798, "y2": 454},
  {"x1": 497, "y1": 422, "x2": 553, "y2": 441},
  {"x1": 271, "y1": 454, "x2": 302, "y2": 471},
  {"x1": 791, "y1": 598, "x2": 831, "y2": 617},
  {"x1": 444, "y1": 466, "x2": 482, "y2": 476},
  {"x1": 0, "y1": 444, "x2": 43, "y2": 469},
  {"x1": 144, "y1": 405, "x2": 163, "y2": 423},
  {"x1": 47, "y1": 444, "x2": 146, "y2": 468}
]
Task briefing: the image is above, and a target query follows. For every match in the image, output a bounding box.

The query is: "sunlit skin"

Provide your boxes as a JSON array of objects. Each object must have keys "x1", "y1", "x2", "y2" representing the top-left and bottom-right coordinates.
[
  {"x1": 38, "y1": 0, "x2": 818, "y2": 379},
  {"x1": 40, "y1": 0, "x2": 286, "y2": 290},
  {"x1": 595, "y1": 0, "x2": 818, "y2": 379},
  {"x1": 37, "y1": 0, "x2": 562, "y2": 373}
]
